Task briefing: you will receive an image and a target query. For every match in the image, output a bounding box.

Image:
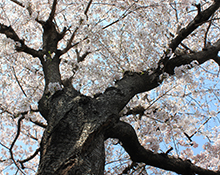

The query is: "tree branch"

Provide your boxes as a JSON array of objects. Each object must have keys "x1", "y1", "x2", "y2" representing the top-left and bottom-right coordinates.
[
  {"x1": 29, "y1": 118, "x2": 47, "y2": 128},
  {"x1": 169, "y1": 1, "x2": 220, "y2": 52},
  {"x1": 12, "y1": 66, "x2": 27, "y2": 97},
  {"x1": 204, "y1": 15, "x2": 213, "y2": 49},
  {"x1": 60, "y1": 36, "x2": 88, "y2": 55},
  {"x1": 100, "y1": 2, "x2": 220, "y2": 116},
  {"x1": 101, "y1": 38, "x2": 220, "y2": 115},
  {"x1": 84, "y1": 0, "x2": 93, "y2": 20},
  {"x1": 75, "y1": 49, "x2": 91, "y2": 63},
  {"x1": 0, "y1": 23, "x2": 42, "y2": 58},
  {"x1": 105, "y1": 121, "x2": 220, "y2": 175},
  {"x1": 60, "y1": 15, "x2": 89, "y2": 56},
  {"x1": 165, "y1": 39, "x2": 220, "y2": 74},
  {"x1": 10, "y1": 113, "x2": 27, "y2": 175},
  {"x1": 48, "y1": 0, "x2": 58, "y2": 22},
  {"x1": 10, "y1": 0, "x2": 23, "y2": 7},
  {"x1": 0, "y1": 23, "x2": 23, "y2": 42},
  {"x1": 60, "y1": 26, "x2": 79, "y2": 55},
  {"x1": 102, "y1": 3, "x2": 137, "y2": 30},
  {"x1": 169, "y1": 32, "x2": 194, "y2": 53},
  {"x1": 9, "y1": 0, "x2": 32, "y2": 15},
  {"x1": 213, "y1": 56, "x2": 220, "y2": 66},
  {"x1": 18, "y1": 148, "x2": 40, "y2": 169}
]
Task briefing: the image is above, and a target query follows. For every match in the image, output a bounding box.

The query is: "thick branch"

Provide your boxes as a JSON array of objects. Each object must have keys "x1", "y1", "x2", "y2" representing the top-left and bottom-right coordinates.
[
  {"x1": 169, "y1": 1, "x2": 220, "y2": 52},
  {"x1": 100, "y1": 2, "x2": 220, "y2": 115},
  {"x1": 0, "y1": 24, "x2": 23, "y2": 42},
  {"x1": 48, "y1": 0, "x2": 58, "y2": 22},
  {"x1": 165, "y1": 39, "x2": 220, "y2": 74},
  {"x1": 213, "y1": 56, "x2": 220, "y2": 66},
  {"x1": 0, "y1": 24, "x2": 42, "y2": 58},
  {"x1": 105, "y1": 121, "x2": 220, "y2": 175},
  {"x1": 101, "y1": 38, "x2": 220, "y2": 114}
]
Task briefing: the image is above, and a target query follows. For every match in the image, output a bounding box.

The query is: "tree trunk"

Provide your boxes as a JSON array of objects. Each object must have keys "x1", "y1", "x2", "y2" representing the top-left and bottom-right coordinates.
[{"x1": 37, "y1": 87, "x2": 107, "y2": 175}]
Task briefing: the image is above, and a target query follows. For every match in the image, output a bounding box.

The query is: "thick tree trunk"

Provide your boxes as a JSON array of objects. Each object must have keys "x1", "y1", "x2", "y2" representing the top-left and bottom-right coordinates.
[
  {"x1": 37, "y1": 132, "x2": 104, "y2": 175},
  {"x1": 37, "y1": 87, "x2": 107, "y2": 175}
]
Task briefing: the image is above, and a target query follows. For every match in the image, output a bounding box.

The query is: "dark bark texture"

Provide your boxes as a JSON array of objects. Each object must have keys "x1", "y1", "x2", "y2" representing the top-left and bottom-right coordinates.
[
  {"x1": 1, "y1": 0, "x2": 220, "y2": 174},
  {"x1": 37, "y1": 85, "x2": 122, "y2": 174}
]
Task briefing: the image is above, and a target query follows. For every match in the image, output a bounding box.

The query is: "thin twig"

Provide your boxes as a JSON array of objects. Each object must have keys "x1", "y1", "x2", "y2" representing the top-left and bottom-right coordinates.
[
  {"x1": 12, "y1": 66, "x2": 27, "y2": 97},
  {"x1": 84, "y1": 0, "x2": 93, "y2": 20},
  {"x1": 0, "y1": 105, "x2": 15, "y2": 118},
  {"x1": 60, "y1": 36, "x2": 88, "y2": 55},
  {"x1": 189, "y1": 116, "x2": 212, "y2": 139},
  {"x1": 62, "y1": 27, "x2": 79, "y2": 53},
  {"x1": 18, "y1": 148, "x2": 40, "y2": 169},
  {"x1": 60, "y1": 11, "x2": 91, "y2": 56},
  {"x1": 145, "y1": 85, "x2": 178, "y2": 111},
  {"x1": 102, "y1": 3, "x2": 135, "y2": 30},
  {"x1": 0, "y1": 142, "x2": 9, "y2": 150},
  {"x1": 10, "y1": 114, "x2": 26, "y2": 150},
  {"x1": 102, "y1": 4, "x2": 162, "y2": 30},
  {"x1": 170, "y1": 2, "x2": 179, "y2": 23}
]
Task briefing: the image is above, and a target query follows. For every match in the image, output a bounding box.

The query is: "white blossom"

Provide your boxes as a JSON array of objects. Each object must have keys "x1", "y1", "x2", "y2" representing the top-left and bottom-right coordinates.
[
  {"x1": 48, "y1": 82, "x2": 62, "y2": 94},
  {"x1": 174, "y1": 65, "x2": 189, "y2": 78},
  {"x1": 190, "y1": 60, "x2": 199, "y2": 67}
]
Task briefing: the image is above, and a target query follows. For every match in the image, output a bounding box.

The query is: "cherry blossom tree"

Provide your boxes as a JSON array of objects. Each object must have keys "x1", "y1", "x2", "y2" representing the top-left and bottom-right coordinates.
[{"x1": 0, "y1": 0, "x2": 220, "y2": 174}]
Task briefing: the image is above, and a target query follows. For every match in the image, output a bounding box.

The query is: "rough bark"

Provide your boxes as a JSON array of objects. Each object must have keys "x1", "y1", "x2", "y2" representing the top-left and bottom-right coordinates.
[{"x1": 37, "y1": 87, "x2": 107, "y2": 175}]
